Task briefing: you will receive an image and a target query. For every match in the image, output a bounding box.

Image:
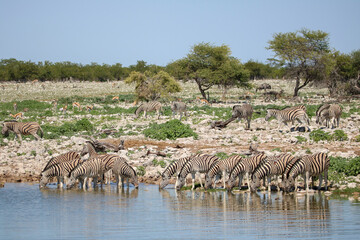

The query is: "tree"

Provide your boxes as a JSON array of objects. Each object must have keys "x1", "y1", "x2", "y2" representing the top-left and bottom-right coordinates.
[
  {"x1": 125, "y1": 71, "x2": 181, "y2": 101},
  {"x1": 170, "y1": 42, "x2": 232, "y2": 100},
  {"x1": 214, "y1": 57, "x2": 250, "y2": 100},
  {"x1": 267, "y1": 29, "x2": 331, "y2": 96},
  {"x1": 244, "y1": 60, "x2": 276, "y2": 80}
]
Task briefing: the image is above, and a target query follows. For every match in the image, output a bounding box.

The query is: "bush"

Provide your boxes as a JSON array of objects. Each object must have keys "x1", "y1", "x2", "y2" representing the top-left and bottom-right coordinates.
[
  {"x1": 309, "y1": 129, "x2": 332, "y2": 142},
  {"x1": 295, "y1": 136, "x2": 307, "y2": 143},
  {"x1": 136, "y1": 166, "x2": 146, "y2": 176},
  {"x1": 330, "y1": 156, "x2": 360, "y2": 177},
  {"x1": 42, "y1": 118, "x2": 94, "y2": 139},
  {"x1": 332, "y1": 130, "x2": 348, "y2": 141},
  {"x1": 354, "y1": 135, "x2": 360, "y2": 142},
  {"x1": 143, "y1": 119, "x2": 198, "y2": 140}
]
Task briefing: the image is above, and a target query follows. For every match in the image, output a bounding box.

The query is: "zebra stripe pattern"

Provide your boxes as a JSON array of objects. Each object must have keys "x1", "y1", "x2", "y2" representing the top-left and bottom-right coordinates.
[
  {"x1": 112, "y1": 158, "x2": 139, "y2": 189},
  {"x1": 135, "y1": 101, "x2": 162, "y2": 119},
  {"x1": 284, "y1": 152, "x2": 329, "y2": 192},
  {"x1": 42, "y1": 151, "x2": 81, "y2": 172},
  {"x1": 67, "y1": 157, "x2": 105, "y2": 189},
  {"x1": 227, "y1": 153, "x2": 266, "y2": 191},
  {"x1": 316, "y1": 104, "x2": 342, "y2": 128},
  {"x1": 204, "y1": 155, "x2": 243, "y2": 189},
  {"x1": 171, "y1": 101, "x2": 187, "y2": 120},
  {"x1": 232, "y1": 104, "x2": 253, "y2": 129},
  {"x1": 40, "y1": 157, "x2": 83, "y2": 188},
  {"x1": 1, "y1": 121, "x2": 43, "y2": 143},
  {"x1": 159, "y1": 153, "x2": 202, "y2": 189},
  {"x1": 249, "y1": 158, "x2": 273, "y2": 192},
  {"x1": 265, "y1": 105, "x2": 310, "y2": 131},
  {"x1": 176, "y1": 154, "x2": 219, "y2": 190}
]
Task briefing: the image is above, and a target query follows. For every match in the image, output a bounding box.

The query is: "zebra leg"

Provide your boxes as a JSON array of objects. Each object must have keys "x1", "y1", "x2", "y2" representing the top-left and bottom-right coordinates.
[
  {"x1": 238, "y1": 174, "x2": 243, "y2": 189},
  {"x1": 267, "y1": 176, "x2": 271, "y2": 192},
  {"x1": 223, "y1": 171, "x2": 226, "y2": 189},
  {"x1": 324, "y1": 170, "x2": 328, "y2": 191},
  {"x1": 32, "y1": 133, "x2": 41, "y2": 141},
  {"x1": 191, "y1": 172, "x2": 196, "y2": 190},
  {"x1": 198, "y1": 172, "x2": 203, "y2": 188},
  {"x1": 305, "y1": 172, "x2": 310, "y2": 192},
  {"x1": 318, "y1": 174, "x2": 323, "y2": 191},
  {"x1": 83, "y1": 177, "x2": 88, "y2": 189},
  {"x1": 246, "y1": 173, "x2": 250, "y2": 191},
  {"x1": 127, "y1": 178, "x2": 130, "y2": 188}
]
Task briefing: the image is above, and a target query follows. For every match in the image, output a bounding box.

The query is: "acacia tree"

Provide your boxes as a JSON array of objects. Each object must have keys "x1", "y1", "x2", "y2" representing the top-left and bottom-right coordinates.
[
  {"x1": 267, "y1": 29, "x2": 331, "y2": 96},
  {"x1": 125, "y1": 70, "x2": 181, "y2": 101},
  {"x1": 169, "y1": 43, "x2": 232, "y2": 100}
]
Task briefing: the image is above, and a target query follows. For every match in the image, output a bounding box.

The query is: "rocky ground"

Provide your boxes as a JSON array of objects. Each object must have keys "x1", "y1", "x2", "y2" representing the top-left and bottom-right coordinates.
[{"x1": 1, "y1": 79, "x2": 359, "y2": 190}]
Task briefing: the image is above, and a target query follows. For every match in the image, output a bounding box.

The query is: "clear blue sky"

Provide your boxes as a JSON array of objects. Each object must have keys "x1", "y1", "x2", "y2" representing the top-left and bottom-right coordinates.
[{"x1": 1, "y1": 0, "x2": 359, "y2": 67}]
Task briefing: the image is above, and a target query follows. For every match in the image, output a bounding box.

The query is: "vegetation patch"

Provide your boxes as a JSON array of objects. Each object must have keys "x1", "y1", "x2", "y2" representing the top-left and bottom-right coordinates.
[
  {"x1": 143, "y1": 119, "x2": 198, "y2": 140},
  {"x1": 309, "y1": 129, "x2": 333, "y2": 142}
]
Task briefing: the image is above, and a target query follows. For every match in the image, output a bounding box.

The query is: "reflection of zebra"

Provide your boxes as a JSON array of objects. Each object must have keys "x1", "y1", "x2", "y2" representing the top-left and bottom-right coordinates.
[
  {"x1": 171, "y1": 101, "x2": 187, "y2": 120},
  {"x1": 40, "y1": 157, "x2": 83, "y2": 188},
  {"x1": 232, "y1": 104, "x2": 253, "y2": 129},
  {"x1": 67, "y1": 157, "x2": 105, "y2": 189},
  {"x1": 316, "y1": 104, "x2": 342, "y2": 128},
  {"x1": 159, "y1": 153, "x2": 202, "y2": 189},
  {"x1": 227, "y1": 153, "x2": 266, "y2": 191},
  {"x1": 112, "y1": 158, "x2": 139, "y2": 189},
  {"x1": 135, "y1": 101, "x2": 162, "y2": 119},
  {"x1": 204, "y1": 155, "x2": 243, "y2": 189},
  {"x1": 283, "y1": 152, "x2": 329, "y2": 192},
  {"x1": 176, "y1": 155, "x2": 219, "y2": 190},
  {"x1": 265, "y1": 105, "x2": 310, "y2": 131},
  {"x1": 2, "y1": 121, "x2": 43, "y2": 143}
]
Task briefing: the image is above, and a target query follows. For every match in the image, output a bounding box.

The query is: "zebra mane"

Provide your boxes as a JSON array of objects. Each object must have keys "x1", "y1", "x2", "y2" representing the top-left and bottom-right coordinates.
[{"x1": 134, "y1": 104, "x2": 144, "y2": 114}]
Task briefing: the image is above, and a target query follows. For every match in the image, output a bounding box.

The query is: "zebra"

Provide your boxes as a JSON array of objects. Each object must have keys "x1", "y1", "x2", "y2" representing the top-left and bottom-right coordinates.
[
  {"x1": 135, "y1": 101, "x2": 162, "y2": 119},
  {"x1": 176, "y1": 155, "x2": 219, "y2": 191},
  {"x1": 226, "y1": 153, "x2": 266, "y2": 191},
  {"x1": 39, "y1": 157, "x2": 83, "y2": 189},
  {"x1": 112, "y1": 158, "x2": 139, "y2": 189},
  {"x1": 317, "y1": 104, "x2": 342, "y2": 128},
  {"x1": 1, "y1": 121, "x2": 43, "y2": 143},
  {"x1": 249, "y1": 158, "x2": 273, "y2": 192},
  {"x1": 283, "y1": 152, "x2": 329, "y2": 192},
  {"x1": 204, "y1": 155, "x2": 243, "y2": 189},
  {"x1": 256, "y1": 83, "x2": 271, "y2": 92},
  {"x1": 171, "y1": 101, "x2": 187, "y2": 120},
  {"x1": 80, "y1": 141, "x2": 122, "y2": 185},
  {"x1": 42, "y1": 151, "x2": 81, "y2": 173},
  {"x1": 67, "y1": 157, "x2": 106, "y2": 189},
  {"x1": 159, "y1": 153, "x2": 202, "y2": 189},
  {"x1": 315, "y1": 103, "x2": 331, "y2": 125},
  {"x1": 265, "y1": 105, "x2": 310, "y2": 132},
  {"x1": 232, "y1": 104, "x2": 253, "y2": 129}
]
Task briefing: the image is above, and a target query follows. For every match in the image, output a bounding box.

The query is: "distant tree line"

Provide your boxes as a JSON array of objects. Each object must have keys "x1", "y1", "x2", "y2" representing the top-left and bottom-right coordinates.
[{"x1": 1, "y1": 28, "x2": 359, "y2": 98}]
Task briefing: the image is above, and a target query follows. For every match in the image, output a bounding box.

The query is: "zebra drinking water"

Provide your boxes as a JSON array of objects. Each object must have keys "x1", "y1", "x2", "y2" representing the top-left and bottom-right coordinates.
[
  {"x1": 176, "y1": 155, "x2": 219, "y2": 191},
  {"x1": 112, "y1": 158, "x2": 139, "y2": 189}
]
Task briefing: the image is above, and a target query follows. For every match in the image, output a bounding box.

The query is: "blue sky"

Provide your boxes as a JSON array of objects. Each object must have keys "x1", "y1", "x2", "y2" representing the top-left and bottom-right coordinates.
[{"x1": 0, "y1": 0, "x2": 359, "y2": 67}]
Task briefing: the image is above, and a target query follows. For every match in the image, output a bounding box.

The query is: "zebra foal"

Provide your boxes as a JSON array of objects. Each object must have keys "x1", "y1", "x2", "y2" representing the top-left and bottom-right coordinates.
[
  {"x1": 176, "y1": 155, "x2": 219, "y2": 191},
  {"x1": 135, "y1": 101, "x2": 162, "y2": 119},
  {"x1": 2, "y1": 121, "x2": 43, "y2": 143}
]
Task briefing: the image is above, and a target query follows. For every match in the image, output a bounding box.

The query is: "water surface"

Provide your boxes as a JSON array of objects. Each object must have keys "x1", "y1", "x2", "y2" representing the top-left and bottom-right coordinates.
[{"x1": 1, "y1": 183, "x2": 360, "y2": 239}]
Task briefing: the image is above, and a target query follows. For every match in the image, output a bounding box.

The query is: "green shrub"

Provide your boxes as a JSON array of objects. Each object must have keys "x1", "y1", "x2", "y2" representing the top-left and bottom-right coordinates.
[
  {"x1": 152, "y1": 159, "x2": 167, "y2": 168},
  {"x1": 42, "y1": 118, "x2": 94, "y2": 139},
  {"x1": 215, "y1": 152, "x2": 229, "y2": 160},
  {"x1": 354, "y1": 135, "x2": 360, "y2": 142},
  {"x1": 332, "y1": 130, "x2": 348, "y2": 141},
  {"x1": 295, "y1": 136, "x2": 307, "y2": 143},
  {"x1": 309, "y1": 129, "x2": 332, "y2": 142},
  {"x1": 330, "y1": 156, "x2": 360, "y2": 177},
  {"x1": 136, "y1": 166, "x2": 146, "y2": 176},
  {"x1": 143, "y1": 119, "x2": 198, "y2": 140}
]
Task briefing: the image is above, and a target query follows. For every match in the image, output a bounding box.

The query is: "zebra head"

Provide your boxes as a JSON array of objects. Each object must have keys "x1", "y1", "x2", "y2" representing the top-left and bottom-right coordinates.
[
  {"x1": 282, "y1": 177, "x2": 295, "y2": 192},
  {"x1": 159, "y1": 173, "x2": 170, "y2": 189},
  {"x1": 66, "y1": 176, "x2": 77, "y2": 189},
  {"x1": 175, "y1": 176, "x2": 186, "y2": 191},
  {"x1": 265, "y1": 109, "x2": 276, "y2": 121},
  {"x1": 131, "y1": 176, "x2": 139, "y2": 189},
  {"x1": 134, "y1": 104, "x2": 144, "y2": 118},
  {"x1": 226, "y1": 174, "x2": 237, "y2": 191},
  {"x1": 204, "y1": 174, "x2": 213, "y2": 189},
  {"x1": 1, "y1": 123, "x2": 9, "y2": 137},
  {"x1": 249, "y1": 177, "x2": 260, "y2": 192},
  {"x1": 39, "y1": 174, "x2": 49, "y2": 189}
]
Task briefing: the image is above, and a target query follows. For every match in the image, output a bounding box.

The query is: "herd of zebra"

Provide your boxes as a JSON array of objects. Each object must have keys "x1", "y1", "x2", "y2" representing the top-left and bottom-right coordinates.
[
  {"x1": 39, "y1": 141, "x2": 138, "y2": 189},
  {"x1": 160, "y1": 151, "x2": 329, "y2": 193}
]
